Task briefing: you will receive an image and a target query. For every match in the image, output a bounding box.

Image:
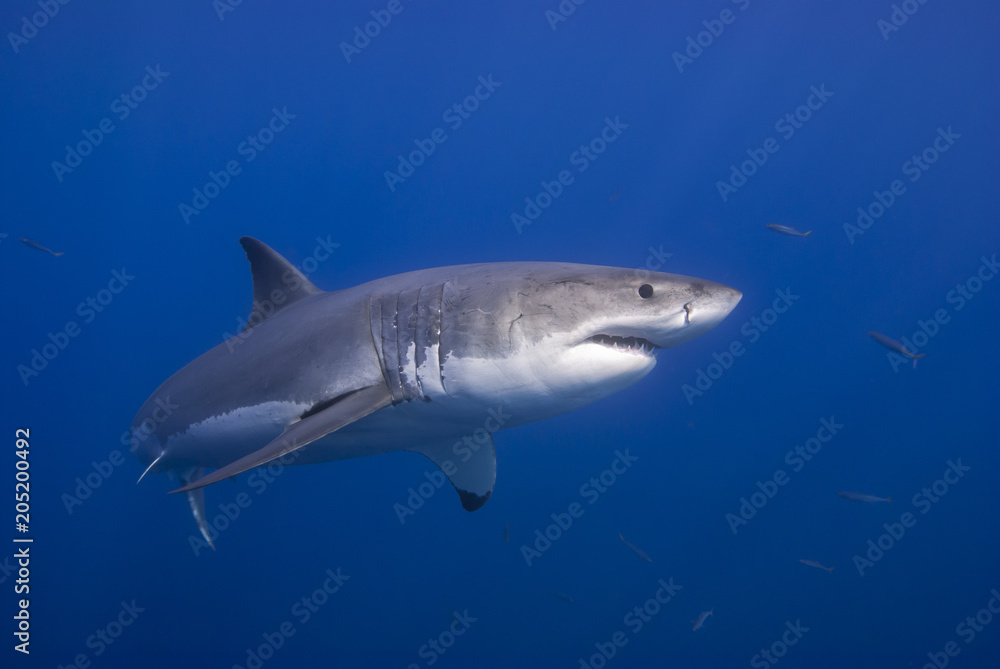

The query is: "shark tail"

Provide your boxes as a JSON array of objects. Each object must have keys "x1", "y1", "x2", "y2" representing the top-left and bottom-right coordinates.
[
  {"x1": 886, "y1": 496, "x2": 893, "y2": 505},
  {"x1": 825, "y1": 566, "x2": 835, "y2": 572},
  {"x1": 179, "y1": 467, "x2": 215, "y2": 551},
  {"x1": 52, "y1": 251, "x2": 64, "y2": 256},
  {"x1": 803, "y1": 231, "x2": 812, "y2": 236}
]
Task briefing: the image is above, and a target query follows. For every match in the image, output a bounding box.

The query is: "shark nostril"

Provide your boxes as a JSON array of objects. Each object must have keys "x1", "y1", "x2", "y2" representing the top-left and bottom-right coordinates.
[{"x1": 683, "y1": 301, "x2": 693, "y2": 325}]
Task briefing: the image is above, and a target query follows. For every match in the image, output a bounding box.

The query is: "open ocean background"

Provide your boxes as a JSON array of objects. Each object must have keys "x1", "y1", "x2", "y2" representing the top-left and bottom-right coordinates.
[{"x1": 3, "y1": 1, "x2": 998, "y2": 667}]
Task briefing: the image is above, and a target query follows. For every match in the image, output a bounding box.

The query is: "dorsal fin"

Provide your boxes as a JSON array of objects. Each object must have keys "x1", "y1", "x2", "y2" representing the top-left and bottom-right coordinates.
[{"x1": 239, "y1": 237, "x2": 322, "y2": 328}]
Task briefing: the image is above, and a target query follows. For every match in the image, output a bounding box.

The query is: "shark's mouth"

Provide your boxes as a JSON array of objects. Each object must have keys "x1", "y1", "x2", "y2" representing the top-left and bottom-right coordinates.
[{"x1": 588, "y1": 334, "x2": 660, "y2": 356}]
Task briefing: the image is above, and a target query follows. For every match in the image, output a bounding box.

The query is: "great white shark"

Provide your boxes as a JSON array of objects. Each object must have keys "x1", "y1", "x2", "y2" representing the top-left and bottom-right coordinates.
[{"x1": 131, "y1": 238, "x2": 741, "y2": 546}]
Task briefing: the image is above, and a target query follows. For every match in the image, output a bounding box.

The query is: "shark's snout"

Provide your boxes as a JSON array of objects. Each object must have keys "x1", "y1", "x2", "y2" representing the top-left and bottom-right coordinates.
[
  {"x1": 687, "y1": 282, "x2": 742, "y2": 331},
  {"x1": 641, "y1": 279, "x2": 742, "y2": 350}
]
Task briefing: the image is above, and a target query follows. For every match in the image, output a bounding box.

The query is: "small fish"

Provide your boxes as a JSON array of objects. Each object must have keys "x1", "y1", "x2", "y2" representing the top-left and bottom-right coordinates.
[
  {"x1": 868, "y1": 331, "x2": 925, "y2": 368},
  {"x1": 503, "y1": 522, "x2": 509, "y2": 544},
  {"x1": 765, "y1": 224, "x2": 811, "y2": 237},
  {"x1": 837, "y1": 491, "x2": 892, "y2": 505},
  {"x1": 692, "y1": 609, "x2": 713, "y2": 631},
  {"x1": 799, "y1": 559, "x2": 834, "y2": 573},
  {"x1": 551, "y1": 592, "x2": 574, "y2": 603},
  {"x1": 619, "y1": 533, "x2": 652, "y2": 563},
  {"x1": 608, "y1": 189, "x2": 621, "y2": 202},
  {"x1": 19, "y1": 237, "x2": 63, "y2": 256}
]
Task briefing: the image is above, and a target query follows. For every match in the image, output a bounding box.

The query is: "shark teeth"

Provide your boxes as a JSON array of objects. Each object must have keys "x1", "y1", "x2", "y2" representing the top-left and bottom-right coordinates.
[{"x1": 588, "y1": 334, "x2": 659, "y2": 356}]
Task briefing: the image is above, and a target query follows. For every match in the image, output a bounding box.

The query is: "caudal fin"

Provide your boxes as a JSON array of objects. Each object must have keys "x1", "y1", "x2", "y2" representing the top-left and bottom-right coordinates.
[{"x1": 886, "y1": 496, "x2": 893, "y2": 505}]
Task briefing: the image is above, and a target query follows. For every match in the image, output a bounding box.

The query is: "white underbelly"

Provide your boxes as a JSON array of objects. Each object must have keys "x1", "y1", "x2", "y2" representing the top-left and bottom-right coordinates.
[{"x1": 163, "y1": 392, "x2": 498, "y2": 469}]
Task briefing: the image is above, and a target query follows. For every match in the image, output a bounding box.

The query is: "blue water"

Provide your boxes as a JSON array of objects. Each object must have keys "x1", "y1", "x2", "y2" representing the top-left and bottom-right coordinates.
[{"x1": 3, "y1": 1, "x2": 999, "y2": 667}]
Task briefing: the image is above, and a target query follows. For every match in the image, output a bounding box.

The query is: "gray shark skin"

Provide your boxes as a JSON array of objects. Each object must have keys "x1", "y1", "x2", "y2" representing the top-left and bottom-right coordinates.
[{"x1": 131, "y1": 238, "x2": 742, "y2": 546}]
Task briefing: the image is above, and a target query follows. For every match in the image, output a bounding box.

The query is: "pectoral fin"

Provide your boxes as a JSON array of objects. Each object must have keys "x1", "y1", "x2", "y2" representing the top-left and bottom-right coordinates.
[
  {"x1": 170, "y1": 384, "x2": 393, "y2": 494},
  {"x1": 412, "y1": 434, "x2": 496, "y2": 511}
]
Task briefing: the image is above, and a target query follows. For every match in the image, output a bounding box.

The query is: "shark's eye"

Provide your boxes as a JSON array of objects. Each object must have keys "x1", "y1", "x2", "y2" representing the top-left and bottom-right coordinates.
[{"x1": 638, "y1": 284, "x2": 654, "y2": 299}]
